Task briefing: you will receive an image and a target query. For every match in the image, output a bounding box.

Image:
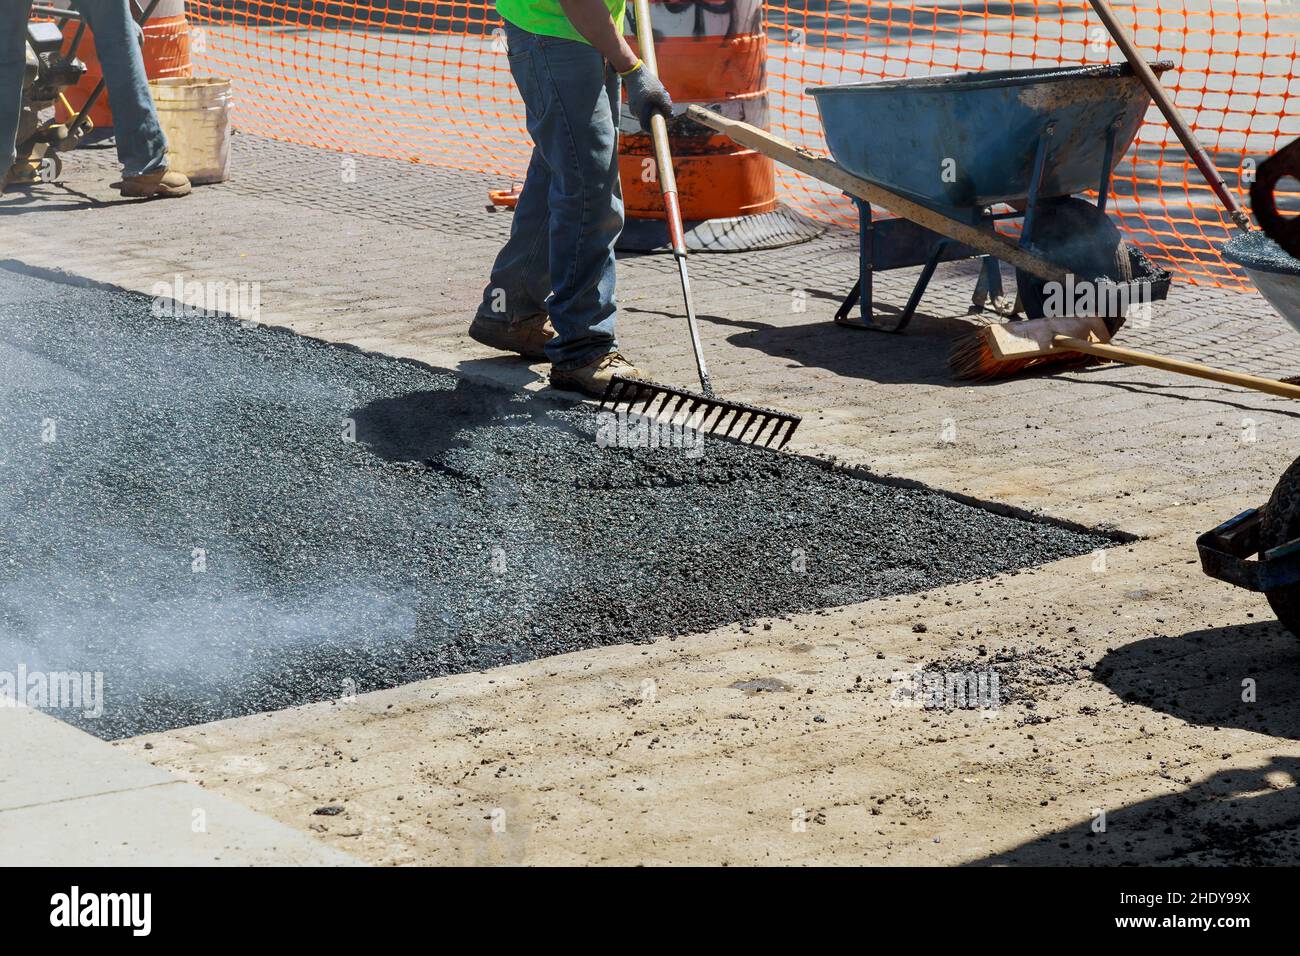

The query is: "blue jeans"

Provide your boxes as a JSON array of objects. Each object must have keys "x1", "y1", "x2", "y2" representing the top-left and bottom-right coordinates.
[
  {"x1": 1, "y1": 0, "x2": 168, "y2": 179},
  {"x1": 476, "y1": 20, "x2": 622, "y2": 371}
]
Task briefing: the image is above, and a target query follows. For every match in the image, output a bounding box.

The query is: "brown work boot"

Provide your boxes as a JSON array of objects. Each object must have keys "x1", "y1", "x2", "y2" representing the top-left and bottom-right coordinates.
[
  {"x1": 468, "y1": 314, "x2": 555, "y2": 359},
  {"x1": 115, "y1": 168, "x2": 191, "y2": 199},
  {"x1": 549, "y1": 351, "x2": 645, "y2": 398}
]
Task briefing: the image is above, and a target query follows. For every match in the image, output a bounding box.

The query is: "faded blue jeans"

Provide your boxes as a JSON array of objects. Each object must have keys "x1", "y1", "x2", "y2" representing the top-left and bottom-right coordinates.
[
  {"x1": 476, "y1": 20, "x2": 622, "y2": 371},
  {"x1": 1, "y1": 0, "x2": 168, "y2": 179}
]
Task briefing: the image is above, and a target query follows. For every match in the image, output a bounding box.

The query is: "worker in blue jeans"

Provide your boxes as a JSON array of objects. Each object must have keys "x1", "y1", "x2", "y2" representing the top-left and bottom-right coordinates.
[
  {"x1": 470, "y1": 0, "x2": 671, "y2": 396},
  {"x1": 1, "y1": 0, "x2": 189, "y2": 197}
]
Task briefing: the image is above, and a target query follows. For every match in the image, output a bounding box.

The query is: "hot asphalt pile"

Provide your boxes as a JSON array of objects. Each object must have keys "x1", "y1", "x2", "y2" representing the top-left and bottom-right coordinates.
[{"x1": 0, "y1": 267, "x2": 1112, "y2": 738}]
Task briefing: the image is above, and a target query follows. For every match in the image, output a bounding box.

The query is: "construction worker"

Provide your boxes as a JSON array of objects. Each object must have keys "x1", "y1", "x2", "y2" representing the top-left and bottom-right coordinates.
[
  {"x1": 470, "y1": 0, "x2": 671, "y2": 396},
  {"x1": 1, "y1": 0, "x2": 190, "y2": 197}
]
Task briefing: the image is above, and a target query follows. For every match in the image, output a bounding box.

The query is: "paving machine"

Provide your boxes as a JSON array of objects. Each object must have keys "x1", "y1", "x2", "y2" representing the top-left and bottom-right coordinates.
[
  {"x1": 8, "y1": 2, "x2": 163, "y2": 187},
  {"x1": 9, "y1": 11, "x2": 90, "y2": 186}
]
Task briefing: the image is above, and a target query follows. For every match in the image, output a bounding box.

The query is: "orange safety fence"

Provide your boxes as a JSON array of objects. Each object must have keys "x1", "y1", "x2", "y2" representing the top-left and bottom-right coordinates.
[{"x1": 177, "y1": 1, "x2": 1299, "y2": 288}]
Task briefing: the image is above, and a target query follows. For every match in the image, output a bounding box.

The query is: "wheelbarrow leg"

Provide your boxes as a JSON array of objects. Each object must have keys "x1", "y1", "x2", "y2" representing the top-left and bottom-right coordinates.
[
  {"x1": 893, "y1": 239, "x2": 950, "y2": 333},
  {"x1": 836, "y1": 198, "x2": 928, "y2": 334},
  {"x1": 1020, "y1": 122, "x2": 1056, "y2": 248},
  {"x1": 835, "y1": 198, "x2": 879, "y2": 329}
]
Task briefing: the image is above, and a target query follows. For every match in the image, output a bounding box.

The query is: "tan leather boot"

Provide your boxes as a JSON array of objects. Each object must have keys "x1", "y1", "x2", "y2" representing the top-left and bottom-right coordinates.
[
  {"x1": 549, "y1": 351, "x2": 645, "y2": 398},
  {"x1": 467, "y1": 314, "x2": 556, "y2": 359},
  {"x1": 116, "y1": 168, "x2": 192, "y2": 198}
]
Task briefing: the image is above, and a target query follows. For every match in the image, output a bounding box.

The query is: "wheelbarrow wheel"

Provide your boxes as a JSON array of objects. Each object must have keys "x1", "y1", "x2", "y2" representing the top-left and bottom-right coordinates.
[
  {"x1": 1014, "y1": 197, "x2": 1134, "y2": 335},
  {"x1": 1260, "y1": 454, "x2": 1300, "y2": 635}
]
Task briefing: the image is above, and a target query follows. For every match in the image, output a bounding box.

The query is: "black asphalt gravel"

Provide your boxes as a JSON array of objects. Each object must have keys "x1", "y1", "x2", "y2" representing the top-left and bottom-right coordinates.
[{"x1": 0, "y1": 266, "x2": 1111, "y2": 738}]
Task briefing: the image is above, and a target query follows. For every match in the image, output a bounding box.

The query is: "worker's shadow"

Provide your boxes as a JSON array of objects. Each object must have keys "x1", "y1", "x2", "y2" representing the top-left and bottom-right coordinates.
[
  {"x1": 970, "y1": 620, "x2": 1300, "y2": 865},
  {"x1": 347, "y1": 375, "x2": 580, "y2": 470}
]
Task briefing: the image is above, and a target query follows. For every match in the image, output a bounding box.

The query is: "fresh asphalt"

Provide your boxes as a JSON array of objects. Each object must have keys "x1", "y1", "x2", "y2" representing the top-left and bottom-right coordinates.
[{"x1": 0, "y1": 266, "x2": 1110, "y2": 738}]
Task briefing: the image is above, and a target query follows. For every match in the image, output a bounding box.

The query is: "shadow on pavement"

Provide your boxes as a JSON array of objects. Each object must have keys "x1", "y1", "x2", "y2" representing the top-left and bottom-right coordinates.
[
  {"x1": 970, "y1": 621, "x2": 1300, "y2": 865},
  {"x1": 350, "y1": 375, "x2": 579, "y2": 467}
]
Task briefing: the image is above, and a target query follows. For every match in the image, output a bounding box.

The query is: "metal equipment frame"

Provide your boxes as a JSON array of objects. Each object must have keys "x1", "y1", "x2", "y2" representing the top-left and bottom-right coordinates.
[
  {"x1": 834, "y1": 118, "x2": 1125, "y2": 333},
  {"x1": 1197, "y1": 509, "x2": 1300, "y2": 594}
]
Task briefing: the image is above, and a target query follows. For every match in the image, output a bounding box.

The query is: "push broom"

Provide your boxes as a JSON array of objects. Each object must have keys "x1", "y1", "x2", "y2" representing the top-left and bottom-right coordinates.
[
  {"x1": 598, "y1": 0, "x2": 802, "y2": 449},
  {"x1": 950, "y1": 0, "x2": 1255, "y2": 384}
]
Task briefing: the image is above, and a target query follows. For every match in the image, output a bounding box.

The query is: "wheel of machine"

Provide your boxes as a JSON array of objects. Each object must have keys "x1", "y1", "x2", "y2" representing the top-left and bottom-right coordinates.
[
  {"x1": 1260, "y1": 454, "x2": 1300, "y2": 635},
  {"x1": 1014, "y1": 196, "x2": 1135, "y2": 334}
]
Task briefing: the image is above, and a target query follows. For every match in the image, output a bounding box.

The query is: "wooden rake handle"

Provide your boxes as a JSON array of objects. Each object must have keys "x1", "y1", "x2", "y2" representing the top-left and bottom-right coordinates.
[{"x1": 1053, "y1": 335, "x2": 1300, "y2": 400}]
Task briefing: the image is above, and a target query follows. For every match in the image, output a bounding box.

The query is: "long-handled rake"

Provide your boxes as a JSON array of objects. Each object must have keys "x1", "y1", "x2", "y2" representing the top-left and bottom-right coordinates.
[{"x1": 600, "y1": 0, "x2": 801, "y2": 450}]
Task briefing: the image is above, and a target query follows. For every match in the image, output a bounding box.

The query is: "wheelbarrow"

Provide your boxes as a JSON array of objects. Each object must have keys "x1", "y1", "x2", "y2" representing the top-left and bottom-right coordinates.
[{"x1": 689, "y1": 61, "x2": 1172, "y2": 333}]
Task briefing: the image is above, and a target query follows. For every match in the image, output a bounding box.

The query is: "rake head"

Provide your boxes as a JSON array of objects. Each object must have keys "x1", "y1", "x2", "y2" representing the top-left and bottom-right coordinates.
[{"x1": 599, "y1": 375, "x2": 801, "y2": 450}]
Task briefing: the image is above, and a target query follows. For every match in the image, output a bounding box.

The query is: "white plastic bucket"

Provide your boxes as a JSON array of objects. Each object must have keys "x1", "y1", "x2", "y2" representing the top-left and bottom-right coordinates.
[{"x1": 149, "y1": 77, "x2": 232, "y2": 185}]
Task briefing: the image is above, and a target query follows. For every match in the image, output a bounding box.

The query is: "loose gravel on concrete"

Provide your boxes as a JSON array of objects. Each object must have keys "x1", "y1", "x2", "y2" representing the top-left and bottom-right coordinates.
[{"x1": 0, "y1": 266, "x2": 1112, "y2": 738}]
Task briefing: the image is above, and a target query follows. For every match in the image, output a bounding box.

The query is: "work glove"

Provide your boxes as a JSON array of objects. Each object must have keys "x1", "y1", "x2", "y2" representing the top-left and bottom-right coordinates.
[{"x1": 622, "y1": 61, "x2": 673, "y2": 133}]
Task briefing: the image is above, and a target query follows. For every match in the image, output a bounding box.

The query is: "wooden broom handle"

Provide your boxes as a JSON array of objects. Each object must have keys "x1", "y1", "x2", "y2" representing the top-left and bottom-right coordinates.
[{"x1": 1053, "y1": 335, "x2": 1300, "y2": 400}]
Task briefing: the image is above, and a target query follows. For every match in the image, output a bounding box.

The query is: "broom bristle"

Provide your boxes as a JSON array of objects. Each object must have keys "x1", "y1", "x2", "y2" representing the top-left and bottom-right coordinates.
[{"x1": 947, "y1": 324, "x2": 1096, "y2": 382}]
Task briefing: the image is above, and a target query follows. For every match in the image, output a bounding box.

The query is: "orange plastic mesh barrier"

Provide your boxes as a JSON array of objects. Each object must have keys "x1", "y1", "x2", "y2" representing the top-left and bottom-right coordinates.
[{"x1": 182, "y1": 1, "x2": 1300, "y2": 287}]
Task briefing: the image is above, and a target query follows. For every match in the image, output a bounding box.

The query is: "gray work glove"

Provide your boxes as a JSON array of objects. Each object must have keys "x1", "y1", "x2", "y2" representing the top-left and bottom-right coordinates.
[{"x1": 622, "y1": 61, "x2": 673, "y2": 133}]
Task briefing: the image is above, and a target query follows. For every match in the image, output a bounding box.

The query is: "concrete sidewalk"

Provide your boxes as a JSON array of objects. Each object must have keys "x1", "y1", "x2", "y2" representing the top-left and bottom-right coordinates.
[{"x1": 0, "y1": 704, "x2": 358, "y2": 865}]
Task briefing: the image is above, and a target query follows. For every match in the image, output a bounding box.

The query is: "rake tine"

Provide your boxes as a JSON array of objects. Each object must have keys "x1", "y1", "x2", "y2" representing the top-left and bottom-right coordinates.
[
  {"x1": 712, "y1": 403, "x2": 733, "y2": 434},
  {"x1": 747, "y1": 414, "x2": 774, "y2": 446},
  {"x1": 724, "y1": 409, "x2": 748, "y2": 438},
  {"x1": 599, "y1": 378, "x2": 621, "y2": 409},
  {"x1": 669, "y1": 394, "x2": 690, "y2": 426},
  {"x1": 777, "y1": 418, "x2": 797, "y2": 449},
  {"x1": 734, "y1": 411, "x2": 761, "y2": 443},
  {"x1": 684, "y1": 399, "x2": 707, "y2": 433},
  {"x1": 653, "y1": 389, "x2": 676, "y2": 419}
]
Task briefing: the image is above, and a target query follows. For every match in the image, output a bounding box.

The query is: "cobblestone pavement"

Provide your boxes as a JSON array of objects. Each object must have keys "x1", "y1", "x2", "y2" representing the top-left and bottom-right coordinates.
[{"x1": 7, "y1": 133, "x2": 1300, "y2": 864}]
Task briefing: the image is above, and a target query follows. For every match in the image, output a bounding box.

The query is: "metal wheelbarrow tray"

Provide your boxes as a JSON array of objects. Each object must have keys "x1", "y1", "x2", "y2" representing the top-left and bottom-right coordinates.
[
  {"x1": 688, "y1": 62, "x2": 1173, "y2": 334},
  {"x1": 808, "y1": 62, "x2": 1171, "y2": 213}
]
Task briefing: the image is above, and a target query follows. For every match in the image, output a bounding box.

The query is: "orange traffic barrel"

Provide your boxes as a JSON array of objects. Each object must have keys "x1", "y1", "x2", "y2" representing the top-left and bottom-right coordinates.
[
  {"x1": 617, "y1": 0, "x2": 818, "y2": 252},
  {"x1": 55, "y1": 0, "x2": 193, "y2": 130}
]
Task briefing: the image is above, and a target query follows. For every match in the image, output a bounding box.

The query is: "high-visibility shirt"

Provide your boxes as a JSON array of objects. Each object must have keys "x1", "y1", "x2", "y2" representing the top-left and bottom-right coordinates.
[{"x1": 496, "y1": 0, "x2": 626, "y2": 45}]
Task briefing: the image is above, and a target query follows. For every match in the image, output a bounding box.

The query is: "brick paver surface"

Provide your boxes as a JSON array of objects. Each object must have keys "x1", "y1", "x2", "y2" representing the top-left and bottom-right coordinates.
[{"x1": 7, "y1": 131, "x2": 1300, "y2": 864}]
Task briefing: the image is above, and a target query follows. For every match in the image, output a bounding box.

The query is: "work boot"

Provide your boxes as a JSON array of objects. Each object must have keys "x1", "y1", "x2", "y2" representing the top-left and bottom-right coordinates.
[
  {"x1": 114, "y1": 169, "x2": 192, "y2": 199},
  {"x1": 549, "y1": 351, "x2": 645, "y2": 398},
  {"x1": 468, "y1": 314, "x2": 555, "y2": 360}
]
